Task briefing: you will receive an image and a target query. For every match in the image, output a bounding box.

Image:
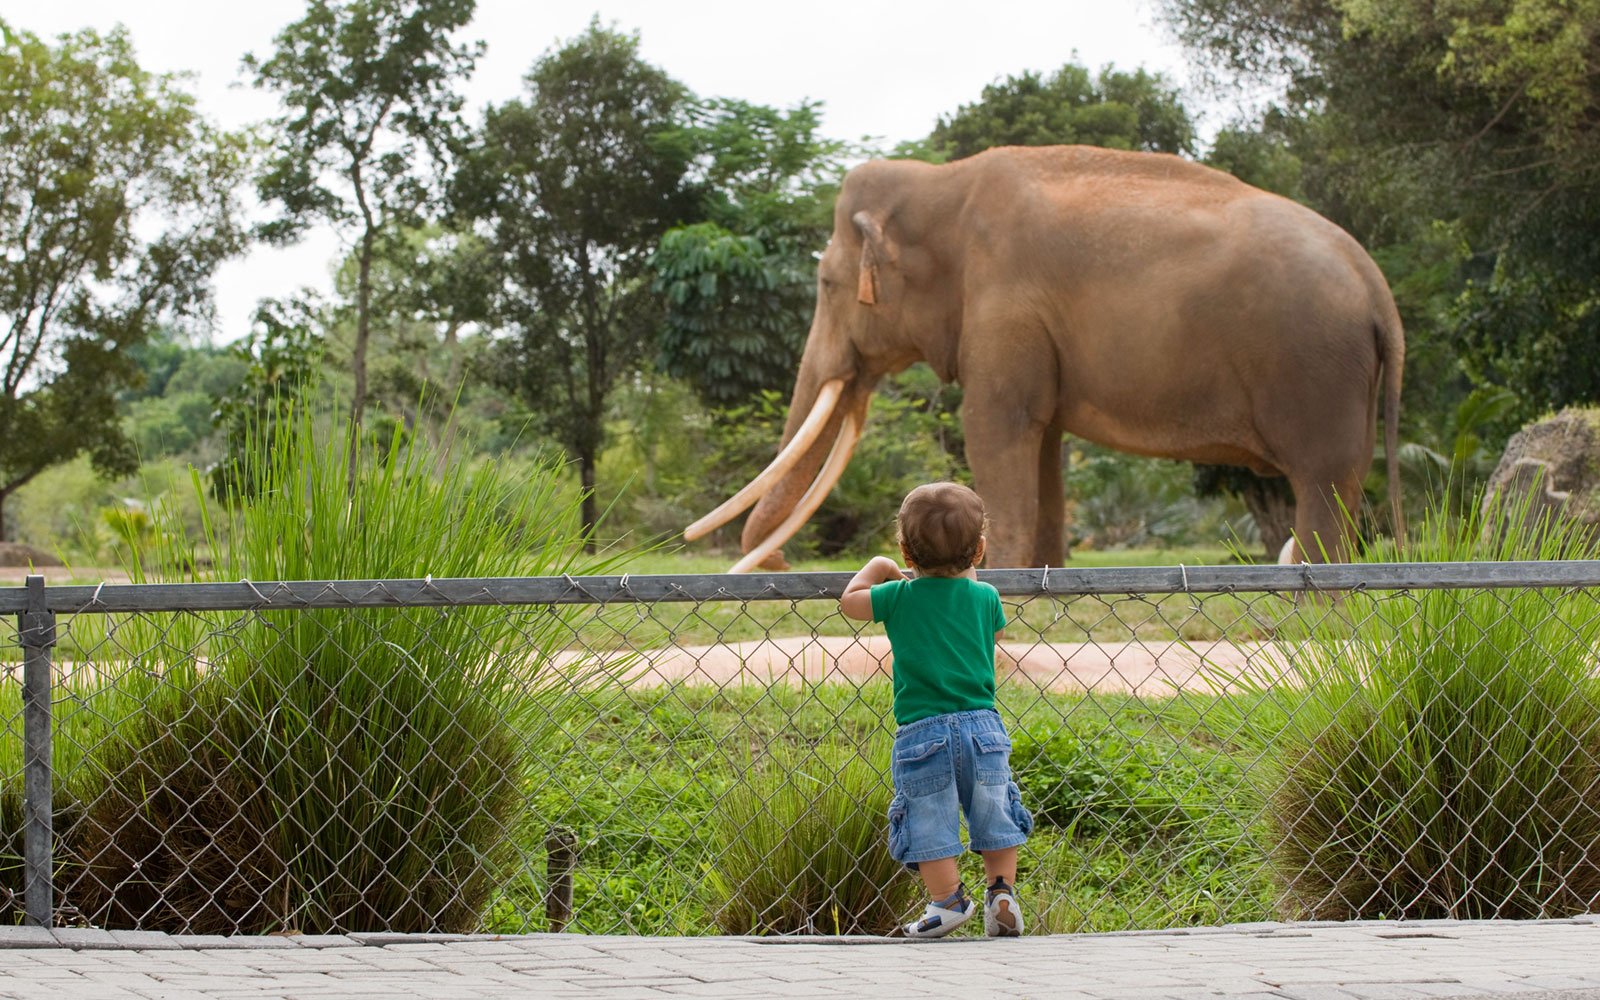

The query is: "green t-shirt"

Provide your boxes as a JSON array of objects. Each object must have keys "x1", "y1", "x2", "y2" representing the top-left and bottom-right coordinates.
[{"x1": 870, "y1": 576, "x2": 1008, "y2": 725}]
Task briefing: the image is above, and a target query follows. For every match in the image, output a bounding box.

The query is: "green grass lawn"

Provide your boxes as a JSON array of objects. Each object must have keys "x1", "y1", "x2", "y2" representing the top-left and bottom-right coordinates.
[{"x1": 495, "y1": 681, "x2": 1275, "y2": 935}]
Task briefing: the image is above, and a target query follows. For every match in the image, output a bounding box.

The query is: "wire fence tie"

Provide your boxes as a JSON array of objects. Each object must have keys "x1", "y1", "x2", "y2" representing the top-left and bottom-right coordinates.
[{"x1": 239, "y1": 578, "x2": 269, "y2": 605}]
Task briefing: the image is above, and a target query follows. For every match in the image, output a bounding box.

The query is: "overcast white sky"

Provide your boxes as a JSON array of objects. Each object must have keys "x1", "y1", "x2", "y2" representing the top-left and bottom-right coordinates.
[{"x1": 26, "y1": 1, "x2": 1209, "y2": 344}]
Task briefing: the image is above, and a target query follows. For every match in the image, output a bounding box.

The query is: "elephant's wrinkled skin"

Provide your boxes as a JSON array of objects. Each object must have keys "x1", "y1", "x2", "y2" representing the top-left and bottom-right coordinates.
[{"x1": 702, "y1": 145, "x2": 1403, "y2": 569}]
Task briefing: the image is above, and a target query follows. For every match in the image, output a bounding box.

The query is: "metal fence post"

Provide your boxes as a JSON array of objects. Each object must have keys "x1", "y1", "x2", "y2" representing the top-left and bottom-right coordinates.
[
  {"x1": 18, "y1": 575, "x2": 55, "y2": 928},
  {"x1": 546, "y1": 827, "x2": 577, "y2": 932}
]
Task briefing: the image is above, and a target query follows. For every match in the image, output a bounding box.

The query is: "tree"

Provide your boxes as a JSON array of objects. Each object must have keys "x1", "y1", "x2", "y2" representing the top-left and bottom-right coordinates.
[
  {"x1": 246, "y1": 0, "x2": 481, "y2": 472},
  {"x1": 922, "y1": 61, "x2": 1197, "y2": 162},
  {"x1": 456, "y1": 21, "x2": 697, "y2": 545},
  {"x1": 0, "y1": 21, "x2": 248, "y2": 540},
  {"x1": 1160, "y1": 0, "x2": 1600, "y2": 423},
  {"x1": 331, "y1": 225, "x2": 494, "y2": 434},
  {"x1": 652, "y1": 99, "x2": 847, "y2": 406}
]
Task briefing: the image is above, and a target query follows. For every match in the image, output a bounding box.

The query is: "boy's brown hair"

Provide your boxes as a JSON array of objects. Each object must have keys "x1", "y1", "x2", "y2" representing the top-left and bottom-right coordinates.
[{"x1": 896, "y1": 482, "x2": 988, "y2": 576}]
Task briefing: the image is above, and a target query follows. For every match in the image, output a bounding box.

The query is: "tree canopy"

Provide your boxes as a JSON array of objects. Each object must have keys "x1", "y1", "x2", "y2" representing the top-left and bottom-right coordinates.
[
  {"x1": 455, "y1": 20, "x2": 697, "y2": 542},
  {"x1": 1161, "y1": 0, "x2": 1600, "y2": 423},
  {"x1": 921, "y1": 62, "x2": 1197, "y2": 161},
  {"x1": 0, "y1": 20, "x2": 248, "y2": 539},
  {"x1": 247, "y1": 0, "x2": 481, "y2": 444},
  {"x1": 652, "y1": 99, "x2": 847, "y2": 407}
]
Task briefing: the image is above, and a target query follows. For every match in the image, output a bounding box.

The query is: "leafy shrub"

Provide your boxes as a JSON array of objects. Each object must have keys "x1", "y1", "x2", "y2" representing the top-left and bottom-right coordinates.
[
  {"x1": 1066, "y1": 441, "x2": 1235, "y2": 550},
  {"x1": 1256, "y1": 492, "x2": 1600, "y2": 920},
  {"x1": 706, "y1": 741, "x2": 919, "y2": 934},
  {"x1": 66, "y1": 407, "x2": 616, "y2": 933},
  {"x1": 1011, "y1": 727, "x2": 1196, "y2": 837}
]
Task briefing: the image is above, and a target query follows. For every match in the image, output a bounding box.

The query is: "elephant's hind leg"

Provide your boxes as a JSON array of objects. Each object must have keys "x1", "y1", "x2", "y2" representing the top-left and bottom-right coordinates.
[
  {"x1": 1289, "y1": 469, "x2": 1365, "y2": 563},
  {"x1": 1036, "y1": 428, "x2": 1065, "y2": 566}
]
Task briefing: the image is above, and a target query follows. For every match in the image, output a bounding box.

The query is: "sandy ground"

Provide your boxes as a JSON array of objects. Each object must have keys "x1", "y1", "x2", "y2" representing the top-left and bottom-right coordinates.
[
  {"x1": 29, "y1": 636, "x2": 1294, "y2": 695},
  {"x1": 554, "y1": 635, "x2": 1293, "y2": 693}
]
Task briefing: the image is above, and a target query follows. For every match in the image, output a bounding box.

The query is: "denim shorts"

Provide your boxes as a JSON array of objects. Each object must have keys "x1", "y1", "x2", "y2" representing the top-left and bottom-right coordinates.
[{"x1": 886, "y1": 708, "x2": 1033, "y2": 867}]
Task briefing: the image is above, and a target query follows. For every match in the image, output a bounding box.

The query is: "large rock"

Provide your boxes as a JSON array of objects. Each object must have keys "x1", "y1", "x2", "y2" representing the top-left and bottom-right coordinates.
[
  {"x1": 0, "y1": 542, "x2": 62, "y2": 568},
  {"x1": 1481, "y1": 407, "x2": 1600, "y2": 540}
]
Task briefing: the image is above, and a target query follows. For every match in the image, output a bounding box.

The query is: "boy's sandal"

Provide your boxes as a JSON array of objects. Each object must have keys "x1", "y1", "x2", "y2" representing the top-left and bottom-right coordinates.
[
  {"x1": 901, "y1": 893, "x2": 977, "y2": 939},
  {"x1": 985, "y1": 879, "x2": 1024, "y2": 937}
]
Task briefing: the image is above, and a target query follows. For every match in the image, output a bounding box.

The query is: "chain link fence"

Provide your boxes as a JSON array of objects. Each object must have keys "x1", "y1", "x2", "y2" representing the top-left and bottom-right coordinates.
[{"x1": 4, "y1": 562, "x2": 1600, "y2": 936}]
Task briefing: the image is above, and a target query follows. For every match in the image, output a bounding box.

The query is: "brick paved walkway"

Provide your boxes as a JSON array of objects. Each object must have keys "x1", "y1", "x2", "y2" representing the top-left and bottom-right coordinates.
[{"x1": 1, "y1": 919, "x2": 1598, "y2": 999}]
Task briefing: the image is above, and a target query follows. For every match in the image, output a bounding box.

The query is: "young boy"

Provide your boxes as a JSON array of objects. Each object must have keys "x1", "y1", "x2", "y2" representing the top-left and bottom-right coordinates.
[{"x1": 840, "y1": 482, "x2": 1033, "y2": 938}]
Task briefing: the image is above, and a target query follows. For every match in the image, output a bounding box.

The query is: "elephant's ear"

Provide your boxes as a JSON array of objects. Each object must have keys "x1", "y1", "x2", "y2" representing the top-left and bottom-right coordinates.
[{"x1": 853, "y1": 210, "x2": 891, "y2": 306}]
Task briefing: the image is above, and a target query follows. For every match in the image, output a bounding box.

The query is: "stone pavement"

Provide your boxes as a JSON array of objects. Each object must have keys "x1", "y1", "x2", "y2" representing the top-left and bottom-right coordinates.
[{"x1": 1, "y1": 918, "x2": 1598, "y2": 1000}]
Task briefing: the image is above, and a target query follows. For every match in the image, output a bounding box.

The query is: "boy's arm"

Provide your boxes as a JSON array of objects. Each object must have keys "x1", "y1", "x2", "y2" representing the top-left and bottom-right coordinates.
[{"x1": 840, "y1": 556, "x2": 906, "y2": 621}]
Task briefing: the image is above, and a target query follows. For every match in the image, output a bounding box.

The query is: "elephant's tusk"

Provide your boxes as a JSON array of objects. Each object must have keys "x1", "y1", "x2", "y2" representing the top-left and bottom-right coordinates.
[
  {"x1": 729, "y1": 412, "x2": 862, "y2": 574},
  {"x1": 684, "y1": 379, "x2": 845, "y2": 542}
]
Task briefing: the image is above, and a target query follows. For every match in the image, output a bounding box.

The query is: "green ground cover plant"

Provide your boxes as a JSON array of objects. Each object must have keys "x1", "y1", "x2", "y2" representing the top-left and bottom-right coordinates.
[
  {"x1": 706, "y1": 739, "x2": 919, "y2": 935},
  {"x1": 1226, "y1": 493, "x2": 1600, "y2": 920},
  {"x1": 495, "y1": 681, "x2": 1274, "y2": 935},
  {"x1": 2, "y1": 407, "x2": 622, "y2": 932}
]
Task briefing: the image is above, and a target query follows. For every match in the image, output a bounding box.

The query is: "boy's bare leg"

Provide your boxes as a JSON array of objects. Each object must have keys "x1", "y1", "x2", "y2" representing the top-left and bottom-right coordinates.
[
  {"x1": 917, "y1": 856, "x2": 961, "y2": 900},
  {"x1": 980, "y1": 847, "x2": 1017, "y2": 886}
]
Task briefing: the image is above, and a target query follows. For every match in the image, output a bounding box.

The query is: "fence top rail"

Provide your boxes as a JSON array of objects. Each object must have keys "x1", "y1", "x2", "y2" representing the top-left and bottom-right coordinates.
[{"x1": 3, "y1": 560, "x2": 1600, "y2": 614}]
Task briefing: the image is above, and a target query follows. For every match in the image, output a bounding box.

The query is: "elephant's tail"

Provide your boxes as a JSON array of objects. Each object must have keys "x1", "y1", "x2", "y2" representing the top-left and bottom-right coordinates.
[{"x1": 1379, "y1": 301, "x2": 1406, "y2": 548}]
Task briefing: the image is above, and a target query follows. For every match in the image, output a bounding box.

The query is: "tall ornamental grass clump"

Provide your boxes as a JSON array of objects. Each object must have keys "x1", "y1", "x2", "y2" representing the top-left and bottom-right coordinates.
[
  {"x1": 1254, "y1": 493, "x2": 1600, "y2": 919},
  {"x1": 69, "y1": 410, "x2": 617, "y2": 933},
  {"x1": 707, "y1": 740, "x2": 919, "y2": 935}
]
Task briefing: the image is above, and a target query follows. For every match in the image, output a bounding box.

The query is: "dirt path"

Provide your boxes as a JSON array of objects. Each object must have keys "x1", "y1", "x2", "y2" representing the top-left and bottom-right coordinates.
[{"x1": 559, "y1": 635, "x2": 1294, "y2": 693}]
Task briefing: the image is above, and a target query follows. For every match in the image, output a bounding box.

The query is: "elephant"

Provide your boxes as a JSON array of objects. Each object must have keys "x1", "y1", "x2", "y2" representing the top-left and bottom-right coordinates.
[{"x1": 687, "y1": 145, "x2": 1404, "y2": 570}]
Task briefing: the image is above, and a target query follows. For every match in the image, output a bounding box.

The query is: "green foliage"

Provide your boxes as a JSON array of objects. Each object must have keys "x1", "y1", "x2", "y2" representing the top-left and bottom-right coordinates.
[
  {"x1": 6, "y1": 458, "x2": 117, "y2": 559},
  {"x1": 651, "y1": 222, "x2": 814, "y2": 407},
  {"x1": 1162, "y1": 0, "x2": 1600, "y2": 424},
  {"x1": 922, "y1": 61, "x2": 1197, "y2": 162},
  {"x1": 652, "y1": 99, "x2": 847, "y2": 406},
  {"x1": 66, "y1": 404, "x2": 616, "y2": 933},
  {"x1": 1396, "y1": 385, "x2": 1520, "y2": 519},
  {"x1": 332, "y1": 225, "x2": 494, "y2": 427},
  {"x1": 0, "y1": 20, "x2": 249, "y2": 537},
  {"x1": 1011, "y1": 727, "x2": 1195, "y2": 837},
  {"x1": 458, "y1": 20, "x2": 696, "y2": 539},
  {"x1": 1203, "y1": 121, "x2": 1304, "y2": 198},
  {"x1": 125, "y1": 393, "x2": 221, "y2": 461},
  {"x1": 1068, "y1": 442, "x2": 1235, "y2": 550},
  {"x1": 210, "y1": 294, "x2": 327, "y2": 500},
  {"x1": 1236, "y1": 491, "x2": 1600, "y2": 920},
  {"x1": 247, "y1": 0, "x2": 482, "y2": 431},
  {"x1": 706, "y1": 741, "x2": 919, "y2": 935},
  {"x1": 1459, "y1": 264, "x2": 1600, "y2": 426}
]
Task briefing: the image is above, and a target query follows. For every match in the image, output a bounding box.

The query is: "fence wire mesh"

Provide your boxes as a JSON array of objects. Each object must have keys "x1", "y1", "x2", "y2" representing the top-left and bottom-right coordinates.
[{"x1": 4, "y1": 564, "x2": 1600, "y2": 936}]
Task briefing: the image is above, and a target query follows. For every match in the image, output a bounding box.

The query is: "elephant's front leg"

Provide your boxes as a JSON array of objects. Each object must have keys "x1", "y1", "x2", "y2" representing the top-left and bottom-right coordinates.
[{"x1": 962, "y1": 390, "x2": 1054, "y2": 568}]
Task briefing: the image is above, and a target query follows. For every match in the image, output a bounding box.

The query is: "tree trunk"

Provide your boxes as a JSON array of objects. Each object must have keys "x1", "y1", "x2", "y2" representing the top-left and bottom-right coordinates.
[
  {"x1": 579, "y1": 451, "x2": 597, "y2": 554},
  {"x1": 1240, "y1": 477, "x2": 1296, "y2": 561},
  {"x1": 345, "y1": 232, "x2": 374, "y2": 493},
  {"x1": 444, "y1": 321, "x2": 463, "y2": 393},
  {"x1": 0, "y1": 488, "x2": 8, "y2": 543}
]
